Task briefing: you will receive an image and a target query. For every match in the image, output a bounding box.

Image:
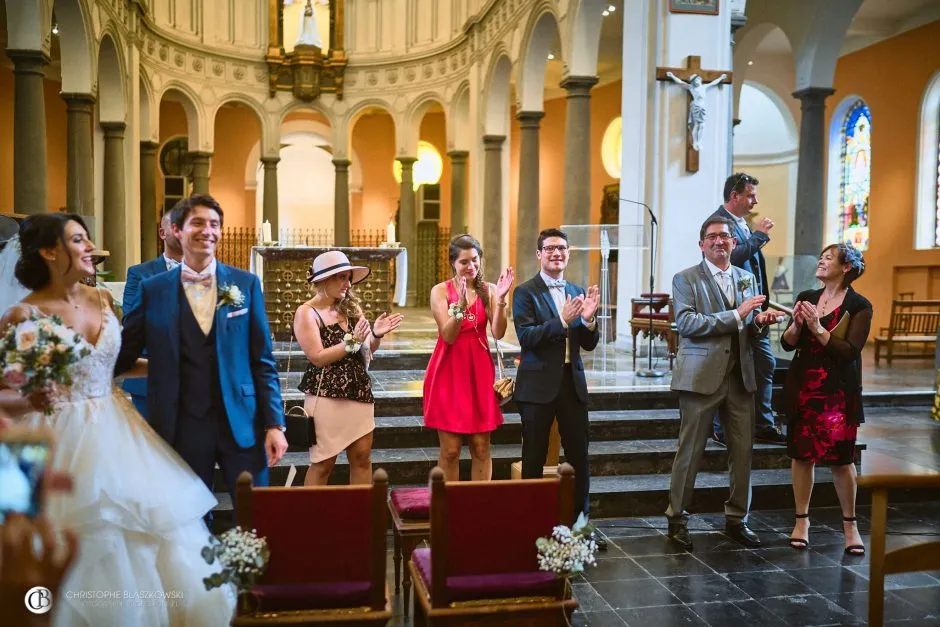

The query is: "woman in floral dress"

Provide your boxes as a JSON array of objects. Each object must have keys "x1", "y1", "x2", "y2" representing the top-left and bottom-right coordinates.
[{"x1": 781, "y1": 243, "x2": 871, "y2": 556}]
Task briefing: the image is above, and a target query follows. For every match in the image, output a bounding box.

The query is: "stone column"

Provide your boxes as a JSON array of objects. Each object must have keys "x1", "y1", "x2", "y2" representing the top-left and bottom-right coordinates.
[
  {"x1": 189, "y1": 151, "x2": 212, "y2": 194},
  {"x1": 62, "y1": 93, "x2": 95, "y2": 225},
  {"x1": 8, "y1": 50, "x2": 49, "y2": 214},
  {"x1": 260, "y1": 157, "x2": 280, "y2": 239},
  {"x1": 792, "y1": 87, "x2": 835, "y2": 294},
  {"x1": 561, "y1": 75, "x2": 598, "y2": 287},
  {"x1": 333, "y1": 158, "x2": 351, "y2": 247},
  {"x1": 482, "y1": 135, "x2": 505, "y2": 269},
  {"x1": 447, "y1": 150, "x2": 469, "y2": 234},
  {"x1": 516, "y1": 111, "x2": 544, "y2": 280},
  {"x1": 140, "y1": 141, "x2": 159, "y2": 261},
  {"x1": 397, "y1": 157, "x2": 418, "y2": 306},
  {"x1": 101, "y1": 122, "x2": 127, "y2": 280}
]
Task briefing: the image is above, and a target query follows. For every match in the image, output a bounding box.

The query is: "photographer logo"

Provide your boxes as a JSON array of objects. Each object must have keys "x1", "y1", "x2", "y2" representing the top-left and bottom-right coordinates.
[{"x1": 25, "y1": 586, "x2": 52, "y2": 614}]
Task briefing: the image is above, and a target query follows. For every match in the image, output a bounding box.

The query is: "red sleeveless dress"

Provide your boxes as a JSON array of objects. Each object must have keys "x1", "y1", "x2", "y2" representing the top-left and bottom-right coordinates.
[{"x1": 423, "y1": 281, "x2": 504, "y2": 434}]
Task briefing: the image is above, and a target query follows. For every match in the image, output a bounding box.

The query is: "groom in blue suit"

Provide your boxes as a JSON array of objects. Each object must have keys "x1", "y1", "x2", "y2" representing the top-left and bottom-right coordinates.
[
  {"x1": 115, "y1": 194, "x2": 288, "y2": 502},
  {"x1": 121, "y1": 207, "x2": 183, "y2": 417}
]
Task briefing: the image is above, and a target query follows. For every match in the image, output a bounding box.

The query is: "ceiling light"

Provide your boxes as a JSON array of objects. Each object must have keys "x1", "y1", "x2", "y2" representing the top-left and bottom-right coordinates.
[
  {"x1": 747, "y1": 60, "x2": 753, "y2": 66},
  {"x1": 602, "y1": 10, "x2": 609, "y2": 16},
  {"x1": 52, "y1": 23, "x2": 59, "y2": 35},
  {"x1": 547, "y1": 52, "x2": 555, "y2": 60},
  {"x1": 608, "y1": 4, "x2": 616, "y2": 11}
]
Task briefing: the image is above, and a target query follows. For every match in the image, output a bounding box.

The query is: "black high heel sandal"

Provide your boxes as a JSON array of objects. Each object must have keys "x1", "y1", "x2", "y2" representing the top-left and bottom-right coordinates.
[
  {"x1": 789, "y1": 512, "x2": 810, "y2": 550},
  {"x1": 843, "y1": 516, "x2": 866, "y2": 556}
]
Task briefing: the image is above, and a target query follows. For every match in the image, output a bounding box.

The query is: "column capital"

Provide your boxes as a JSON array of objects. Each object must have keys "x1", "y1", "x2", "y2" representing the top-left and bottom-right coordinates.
[
  {"x1": 188, "y1": 151, "x2": 213, "y2": 161},
  {"x1": 447, "y1": 150, "x2": 469, "y2": 162},
  {"x1": 6, "y1": 49, "x2": 50, "y2": 74},
  {"x1": 332, "y1": 158, "x2": 351, "y2": 170},
  {"x1": 397, "y1": 156, "x2": 417, "y2": 169},
  {"x1": 559, "y1": 75, "x2": 598, "y2": 96},
  {"x1": 483, "y1": 134, "x2": 505, "y2": 149},
  {"x1": 260, "y1": 156, "x2": 280, "y2": 167},
  {"x1": 140, "y1": 140, "x2": 159, "y2": 154},
  {"x1": 100, "y1": 121, "x2": 126, "y2": 137},
  {"x1": 792, "y1": 87, "x2": 835, "y2": 103},
  {"x1": 61, "y1": 92, "x2": 96, "y2": 112},
  {"x1": 516, "y1": 111, "x2": 545, "y2": 128}
]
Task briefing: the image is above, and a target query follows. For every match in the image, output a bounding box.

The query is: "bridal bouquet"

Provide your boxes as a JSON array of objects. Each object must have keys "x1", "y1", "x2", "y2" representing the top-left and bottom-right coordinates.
[
  {"x1": 202, "y1": 526, "x2": 270, "y2": 592},
  {"x1": 536, "y1": 513, "x2": 598, "y2": 577},
  {"x1": 0, "y1": 313, "x2": 91, "y2": 414}
]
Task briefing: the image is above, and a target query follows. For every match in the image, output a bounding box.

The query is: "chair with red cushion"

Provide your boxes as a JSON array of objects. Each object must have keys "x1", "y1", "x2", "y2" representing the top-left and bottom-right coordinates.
[
  {"x1": 231, "y1": 470, "x2": 392, "y2": 626},
  {"x1": 388, "y1": 487, "x2": 430, "y2": 617},
  {"x1": 409, "y1": 464, "x2": 579, "y2": 626}
]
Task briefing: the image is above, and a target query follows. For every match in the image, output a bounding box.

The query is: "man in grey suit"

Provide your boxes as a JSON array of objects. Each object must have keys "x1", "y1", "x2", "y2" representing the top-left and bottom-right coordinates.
[{"x1": 665, "y1": 216, "x2": 786, "y2": 550}]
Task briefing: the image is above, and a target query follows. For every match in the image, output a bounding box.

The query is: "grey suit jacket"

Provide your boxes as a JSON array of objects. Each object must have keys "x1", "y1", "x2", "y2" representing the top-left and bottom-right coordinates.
[{"x1": 670, "y1": 261, "x2": 768, "y2": 396}]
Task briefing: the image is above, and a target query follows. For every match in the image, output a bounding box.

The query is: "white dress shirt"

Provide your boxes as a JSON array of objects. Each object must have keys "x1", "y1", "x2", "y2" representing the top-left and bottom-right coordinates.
[
  {"x1": 703, "y1": 258, "x2": 743, "y2": 329},
  {"x1": 722, "y1": 207, "x2": 750, "y2": 235},
  {"x1": 164, "y1": 254, "x2": 181, "y2": 271},
  {"x1": 181, "y1": 258, "x2": 217, "y2": 335},
  {"x1": 540, "y1": 271, "x2": 596, "y2": 364}
]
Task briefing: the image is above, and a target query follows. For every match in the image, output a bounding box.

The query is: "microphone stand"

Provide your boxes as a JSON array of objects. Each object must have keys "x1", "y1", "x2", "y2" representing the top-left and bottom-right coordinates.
[{"x1": 620, "y1": 198, "x2": 666, "y2": 378}]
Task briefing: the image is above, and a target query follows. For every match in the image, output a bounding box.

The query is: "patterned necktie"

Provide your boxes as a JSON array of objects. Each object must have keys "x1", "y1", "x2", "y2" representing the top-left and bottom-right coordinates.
[
  {"x1": 182, "y1": 271, "x2": 212, "y2": 288},
  {"x1": 718, "y1": 272, "x2": 734, "y2": 304}
]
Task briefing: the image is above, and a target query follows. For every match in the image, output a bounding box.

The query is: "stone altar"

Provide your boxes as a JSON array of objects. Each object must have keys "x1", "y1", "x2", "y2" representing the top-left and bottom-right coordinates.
[{"x1": 251, "y1": 246, "x2": 404, "y2": 340}]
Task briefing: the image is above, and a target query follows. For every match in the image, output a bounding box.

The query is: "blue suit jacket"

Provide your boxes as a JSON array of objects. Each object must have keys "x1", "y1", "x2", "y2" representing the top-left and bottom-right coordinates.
[
  {"x1": 511, "y1": 274, "x2": 599, "y2": 404},
  {"x1": 114, "y1": 262, "x2": 285, "y2": 449},
  {"x1": 710, "y1": 206, "x2": 769, "y2": 302},
  {"x1": 121, "y1": 256, "x2": 169, "y2": 400}
]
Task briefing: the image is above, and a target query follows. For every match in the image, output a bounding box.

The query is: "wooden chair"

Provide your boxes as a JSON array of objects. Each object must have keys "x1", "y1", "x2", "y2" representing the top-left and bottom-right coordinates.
[
  {"x1": 231, "y1": 470, "x2": 392, "y2": 626},
  {"x1": 629, "y1": 294, "x2": 677, "y2": 370},
  {"x1": 388, "y1": 487, "x2": 431, "y2": 617},
  {"x1": 409, "y1": 464, "x2": 579, "y2": 626},
  {"x1": 858, "y1": 472, "x2": 940, "y2": 627}
]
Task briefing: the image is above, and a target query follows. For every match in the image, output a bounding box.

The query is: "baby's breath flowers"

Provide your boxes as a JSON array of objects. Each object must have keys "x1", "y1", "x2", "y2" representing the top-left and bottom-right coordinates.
[
  {"x1": 535, "y1": 513, "x2": 598, "y2": 576},
  {"x1": 202, "y1": 526, "x2": 270, "y2": 591}
]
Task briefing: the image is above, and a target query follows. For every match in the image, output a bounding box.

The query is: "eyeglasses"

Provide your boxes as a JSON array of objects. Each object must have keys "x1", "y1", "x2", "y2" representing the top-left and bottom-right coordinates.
[
  {"x1": 703, "y1": 233, "x2": 734, "y2": 242},
  {"x1": 541, "y1": 245, "x2": 569, "y2": 253}
]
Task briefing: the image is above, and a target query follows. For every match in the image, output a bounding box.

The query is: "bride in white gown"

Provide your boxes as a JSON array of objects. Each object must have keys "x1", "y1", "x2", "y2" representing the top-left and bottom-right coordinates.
[{"x1": 0, "y1": 214, "x2": 235, "y2": 626}]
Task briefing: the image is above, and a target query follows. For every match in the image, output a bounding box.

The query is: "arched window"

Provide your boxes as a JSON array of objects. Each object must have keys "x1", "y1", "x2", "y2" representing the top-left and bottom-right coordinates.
[
  {"x1": 914, "y1": 71, "x2": 940, "y2": 249},
  {"x1": 837, "y1": 100, "x2": 872, "y2": 251}
]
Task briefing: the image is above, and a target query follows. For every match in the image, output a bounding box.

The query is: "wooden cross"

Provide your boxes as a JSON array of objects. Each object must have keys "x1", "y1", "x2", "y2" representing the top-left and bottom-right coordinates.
[{"x1": 656, "y1": 55, "x2": 733, "y2": 173}]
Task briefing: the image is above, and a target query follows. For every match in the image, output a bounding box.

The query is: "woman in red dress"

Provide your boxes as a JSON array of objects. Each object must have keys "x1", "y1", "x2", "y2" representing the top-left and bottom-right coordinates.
[
  {"x1": 781, "y1": 243, "x2": 871, "y2": 556},
  {"x1": 424, "y1": 234, "x2": 514, "y2": 481}
]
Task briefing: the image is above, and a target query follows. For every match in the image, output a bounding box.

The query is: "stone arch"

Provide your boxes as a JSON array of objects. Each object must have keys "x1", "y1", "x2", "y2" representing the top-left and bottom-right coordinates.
[
  {"x1": 448, "y1": 80, "x2": 471, "y2": 151},
  {"x1": 825, "y1": 94, "x2": 870, "y2": 247},
  {"x1": 3, "y1": 0, "x2": 48, "y2": 51},
  {"x1": 279, "y1": 100, "x2": 335, "y2": 127},
  {"x1": 565, "y1": 0, "x2": 607, "y2": 78},
  {"x1": 138, "y1": 68, "x2": 156, "y2": 142},
  {"x1": 53, "y1": 0, "x2": 94, "y2": 94},
  {"x1": 795, "y1": 1, "x2": 862, "y2": 90},
  {"x1": 96, "y1": 31, "x2": 125, "y2": 122},
  {"x1": 483, "y1": 51, "x2": 513, "y2": 136},
  {"x1": 732, "y1": 22, "x2": 793, "y2": 119},
  {"x1": 915, "y1": 70, "x2": 940, "y2": 249},
  {"x1": 517, "y1": 4, "x2": 563, "y2": 112},
  {"x1": 157, "y1": 81, "x2": 204, "y2": 150},
  {"x1": 406, "y1": 92, "x2": 448, "y2": 150},
  {"x1": 345, "y1": 98, "x2": 399, "y2": 153},
  {"x1": 211, "y1": 92, "x2": 269, "y2": 156}
]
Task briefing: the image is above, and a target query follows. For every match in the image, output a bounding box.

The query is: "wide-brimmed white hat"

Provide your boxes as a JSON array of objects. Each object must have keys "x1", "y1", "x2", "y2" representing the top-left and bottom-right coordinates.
[{"x1": 307, "y1": 250, "x2": 371, "y2": 285}]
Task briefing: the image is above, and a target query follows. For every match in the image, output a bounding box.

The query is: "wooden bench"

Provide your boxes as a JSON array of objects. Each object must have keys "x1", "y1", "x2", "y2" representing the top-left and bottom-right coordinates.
[
  {"x1": 629, "y1": 294, "x2": 677, "y2": 371},
  {"x1": 873, "y1": 299, "x2": 940, "y2": 365},
  {"x1": 857, "y1": 472, "x2": 940, "y2": 627}
]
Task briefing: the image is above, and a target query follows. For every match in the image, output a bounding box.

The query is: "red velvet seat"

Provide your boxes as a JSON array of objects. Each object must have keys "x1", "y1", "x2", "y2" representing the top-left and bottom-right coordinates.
[
  {"x1": 408, "y1": 464, "x2": 578, "y2": 626},
  {"x1": 231, "y1": 470, "x2": 392, "y2": 626},
  {"x1": 388, "y1": 487, "x2": 431, "y2": 618},
  {"x1": 390, "y1": 486, "x2": 430, "y2": 519}
]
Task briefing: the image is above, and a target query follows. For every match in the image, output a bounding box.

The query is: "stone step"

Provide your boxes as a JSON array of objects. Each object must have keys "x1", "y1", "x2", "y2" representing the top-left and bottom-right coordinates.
[
  {"x1": 213, "y1": 438, "x2": 864, "y2": 489},
  {"x1": 275, "y1": 347, "x2": 519, "y2": 372}
]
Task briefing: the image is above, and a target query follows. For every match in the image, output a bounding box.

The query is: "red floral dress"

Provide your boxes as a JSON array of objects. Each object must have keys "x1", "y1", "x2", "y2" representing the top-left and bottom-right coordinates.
[{"x1": 787, "y1": 305, "x2": 857, "y2": 465}]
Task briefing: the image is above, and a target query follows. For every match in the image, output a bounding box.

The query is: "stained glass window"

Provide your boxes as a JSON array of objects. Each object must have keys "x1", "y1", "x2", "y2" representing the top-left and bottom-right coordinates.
[{"x1": 838, "y1": 100, "x2": 872, "y2": 251}]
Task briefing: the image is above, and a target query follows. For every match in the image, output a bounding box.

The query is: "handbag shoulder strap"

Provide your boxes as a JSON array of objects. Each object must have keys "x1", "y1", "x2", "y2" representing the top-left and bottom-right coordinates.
[
  {"x1": 284, "y1": 303, "x2": 327, "y2": 416},
  {"x1": 488, "y1": 322, "x2": 505, "y2": 379}
]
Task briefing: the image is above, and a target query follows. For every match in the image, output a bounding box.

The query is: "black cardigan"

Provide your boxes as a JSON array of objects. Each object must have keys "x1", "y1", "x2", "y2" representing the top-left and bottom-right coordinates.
[{"x1": 780, "y1": 287, "x2": 873, "y2": 425}]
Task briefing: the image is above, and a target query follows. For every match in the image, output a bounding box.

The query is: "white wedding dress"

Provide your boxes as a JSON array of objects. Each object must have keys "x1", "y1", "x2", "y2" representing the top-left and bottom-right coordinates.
[{"x1": 21, "y1": 292, "x2": 236, "y2": 626}]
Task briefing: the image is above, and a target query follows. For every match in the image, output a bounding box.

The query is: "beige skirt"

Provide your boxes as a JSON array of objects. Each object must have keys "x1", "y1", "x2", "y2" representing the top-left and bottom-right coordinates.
[{"x1": 305, "y1": 394, "x2": 375, "y2": 463}]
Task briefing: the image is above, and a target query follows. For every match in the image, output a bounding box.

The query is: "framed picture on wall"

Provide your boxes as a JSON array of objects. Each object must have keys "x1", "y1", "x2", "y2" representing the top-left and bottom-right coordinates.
[{"x1": 669, "y1": 0, "x2": 719, "y2": 15}]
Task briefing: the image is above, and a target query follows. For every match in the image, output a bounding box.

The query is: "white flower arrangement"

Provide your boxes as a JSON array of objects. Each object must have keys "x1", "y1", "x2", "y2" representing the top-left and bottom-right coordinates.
[
  {"x1": 343, "y1": 332, "x2": 362, "y2": 354},
  {"x1": 0, "y1": 313, "x2": 91, "y2": 415},
  {"x1": 217, "y1": 283, "x2": 245, "y2": 310},
  {"x1": 447, "y1": 302, "x2": 465, "y2": 321},
  {"x1": 536, "y1": 513, "x2": 598, "y2": 577},
  {"x1": 202, "y1": 526, "x2": 270, "y2": 592},
  {"x1": 737, "y1": 275, "x2": 754, "y2": 293}
]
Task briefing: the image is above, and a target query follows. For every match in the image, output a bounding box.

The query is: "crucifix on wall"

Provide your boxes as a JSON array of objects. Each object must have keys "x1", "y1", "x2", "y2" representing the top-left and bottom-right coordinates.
[{"x1": 656, "y1": 55, "x2": 733, "y2": 173}]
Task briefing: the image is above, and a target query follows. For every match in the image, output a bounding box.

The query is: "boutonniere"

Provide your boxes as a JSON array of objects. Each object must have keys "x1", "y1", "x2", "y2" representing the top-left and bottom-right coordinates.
[
  {"x1": 217, "y1": 284, "x2": 245, "y2": 310},
  {"x1": 737, "y1": 276, "x2": 754, "y2": 292}
]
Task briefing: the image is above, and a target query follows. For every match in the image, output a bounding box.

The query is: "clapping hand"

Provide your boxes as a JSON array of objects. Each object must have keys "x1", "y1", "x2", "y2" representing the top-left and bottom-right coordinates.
[
  {"x1": 581, "y1": 286, "x2": 601, "y2": 322},
  {"x1": 456, "y1": 277, "x2": 469, "y2": 308},
  {"x1": 735, "y1": 295, "x2": 767, "y2": 319},
  {"x1": 561, "y1": 294, "x2": 585, "y2": 325},
  {"x1": 755, "y1": 217, "x2": 774, "y2": 235},
  {"x1": 353, "y1": 317, "x2": 371, "y2": 344},
  {"x1": 496, "y1": 268, "x2": 515, "y2": 302},
  {"x1": 755, "y1": 310, "x2": 787, "y2": 326},
  {"x1": 796, "y1": 301, "x2": 820, "y2": 329},
  {"x1": 373, "y1": 312, "x2": 404, "y2": 338}
]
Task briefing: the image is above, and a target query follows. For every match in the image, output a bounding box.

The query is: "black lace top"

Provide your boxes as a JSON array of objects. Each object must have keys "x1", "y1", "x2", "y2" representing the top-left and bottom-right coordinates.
[{"x1": 297, "y1": 310, "x2": 374, "y2": 404}]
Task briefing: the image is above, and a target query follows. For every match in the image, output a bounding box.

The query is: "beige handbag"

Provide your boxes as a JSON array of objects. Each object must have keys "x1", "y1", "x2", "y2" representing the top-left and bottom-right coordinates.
[{"x1": 489, "y1": 326, "x2": 515, "y2": 406}]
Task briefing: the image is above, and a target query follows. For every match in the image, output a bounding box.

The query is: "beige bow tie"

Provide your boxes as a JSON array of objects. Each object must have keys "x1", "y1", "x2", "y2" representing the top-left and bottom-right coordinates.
[{"x1": 182, "y1": 271, "x2": 212, "y2": 288}]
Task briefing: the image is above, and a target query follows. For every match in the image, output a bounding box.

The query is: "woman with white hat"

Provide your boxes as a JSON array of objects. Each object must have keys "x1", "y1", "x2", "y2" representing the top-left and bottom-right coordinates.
[{"x1": 294, "y1": 250, "x2": 404, "y2": 485}]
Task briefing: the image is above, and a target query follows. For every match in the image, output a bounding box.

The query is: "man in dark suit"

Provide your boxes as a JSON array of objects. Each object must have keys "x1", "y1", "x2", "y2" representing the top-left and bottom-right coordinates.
[
  {"x1": 709, "y1": 173, "x2": 786, "y2": 445},
  {"x1": 513, "y1": 228, "x2": 601, "y2": 528},
  {"x1": 122, "y1": 208, "x2": 183, "y2": 417}
]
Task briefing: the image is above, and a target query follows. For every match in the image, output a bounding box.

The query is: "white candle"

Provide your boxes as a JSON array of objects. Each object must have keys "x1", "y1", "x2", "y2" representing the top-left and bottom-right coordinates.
[
  {"x1": 387, "y1": 221, "x2": 396, "y2": 244},
  {"x1": 262, "y1": 220, "x2": 272, "y2": 243}
]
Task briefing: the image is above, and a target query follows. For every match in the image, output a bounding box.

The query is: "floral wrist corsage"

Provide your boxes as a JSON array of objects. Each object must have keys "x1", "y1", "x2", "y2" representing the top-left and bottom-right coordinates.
[
  {"x1": 447, "y1": 303, "x2": 465, "y2": 321},
  {"x1": 343, "y1": 333, "x2": 362, "y2": 353}
]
